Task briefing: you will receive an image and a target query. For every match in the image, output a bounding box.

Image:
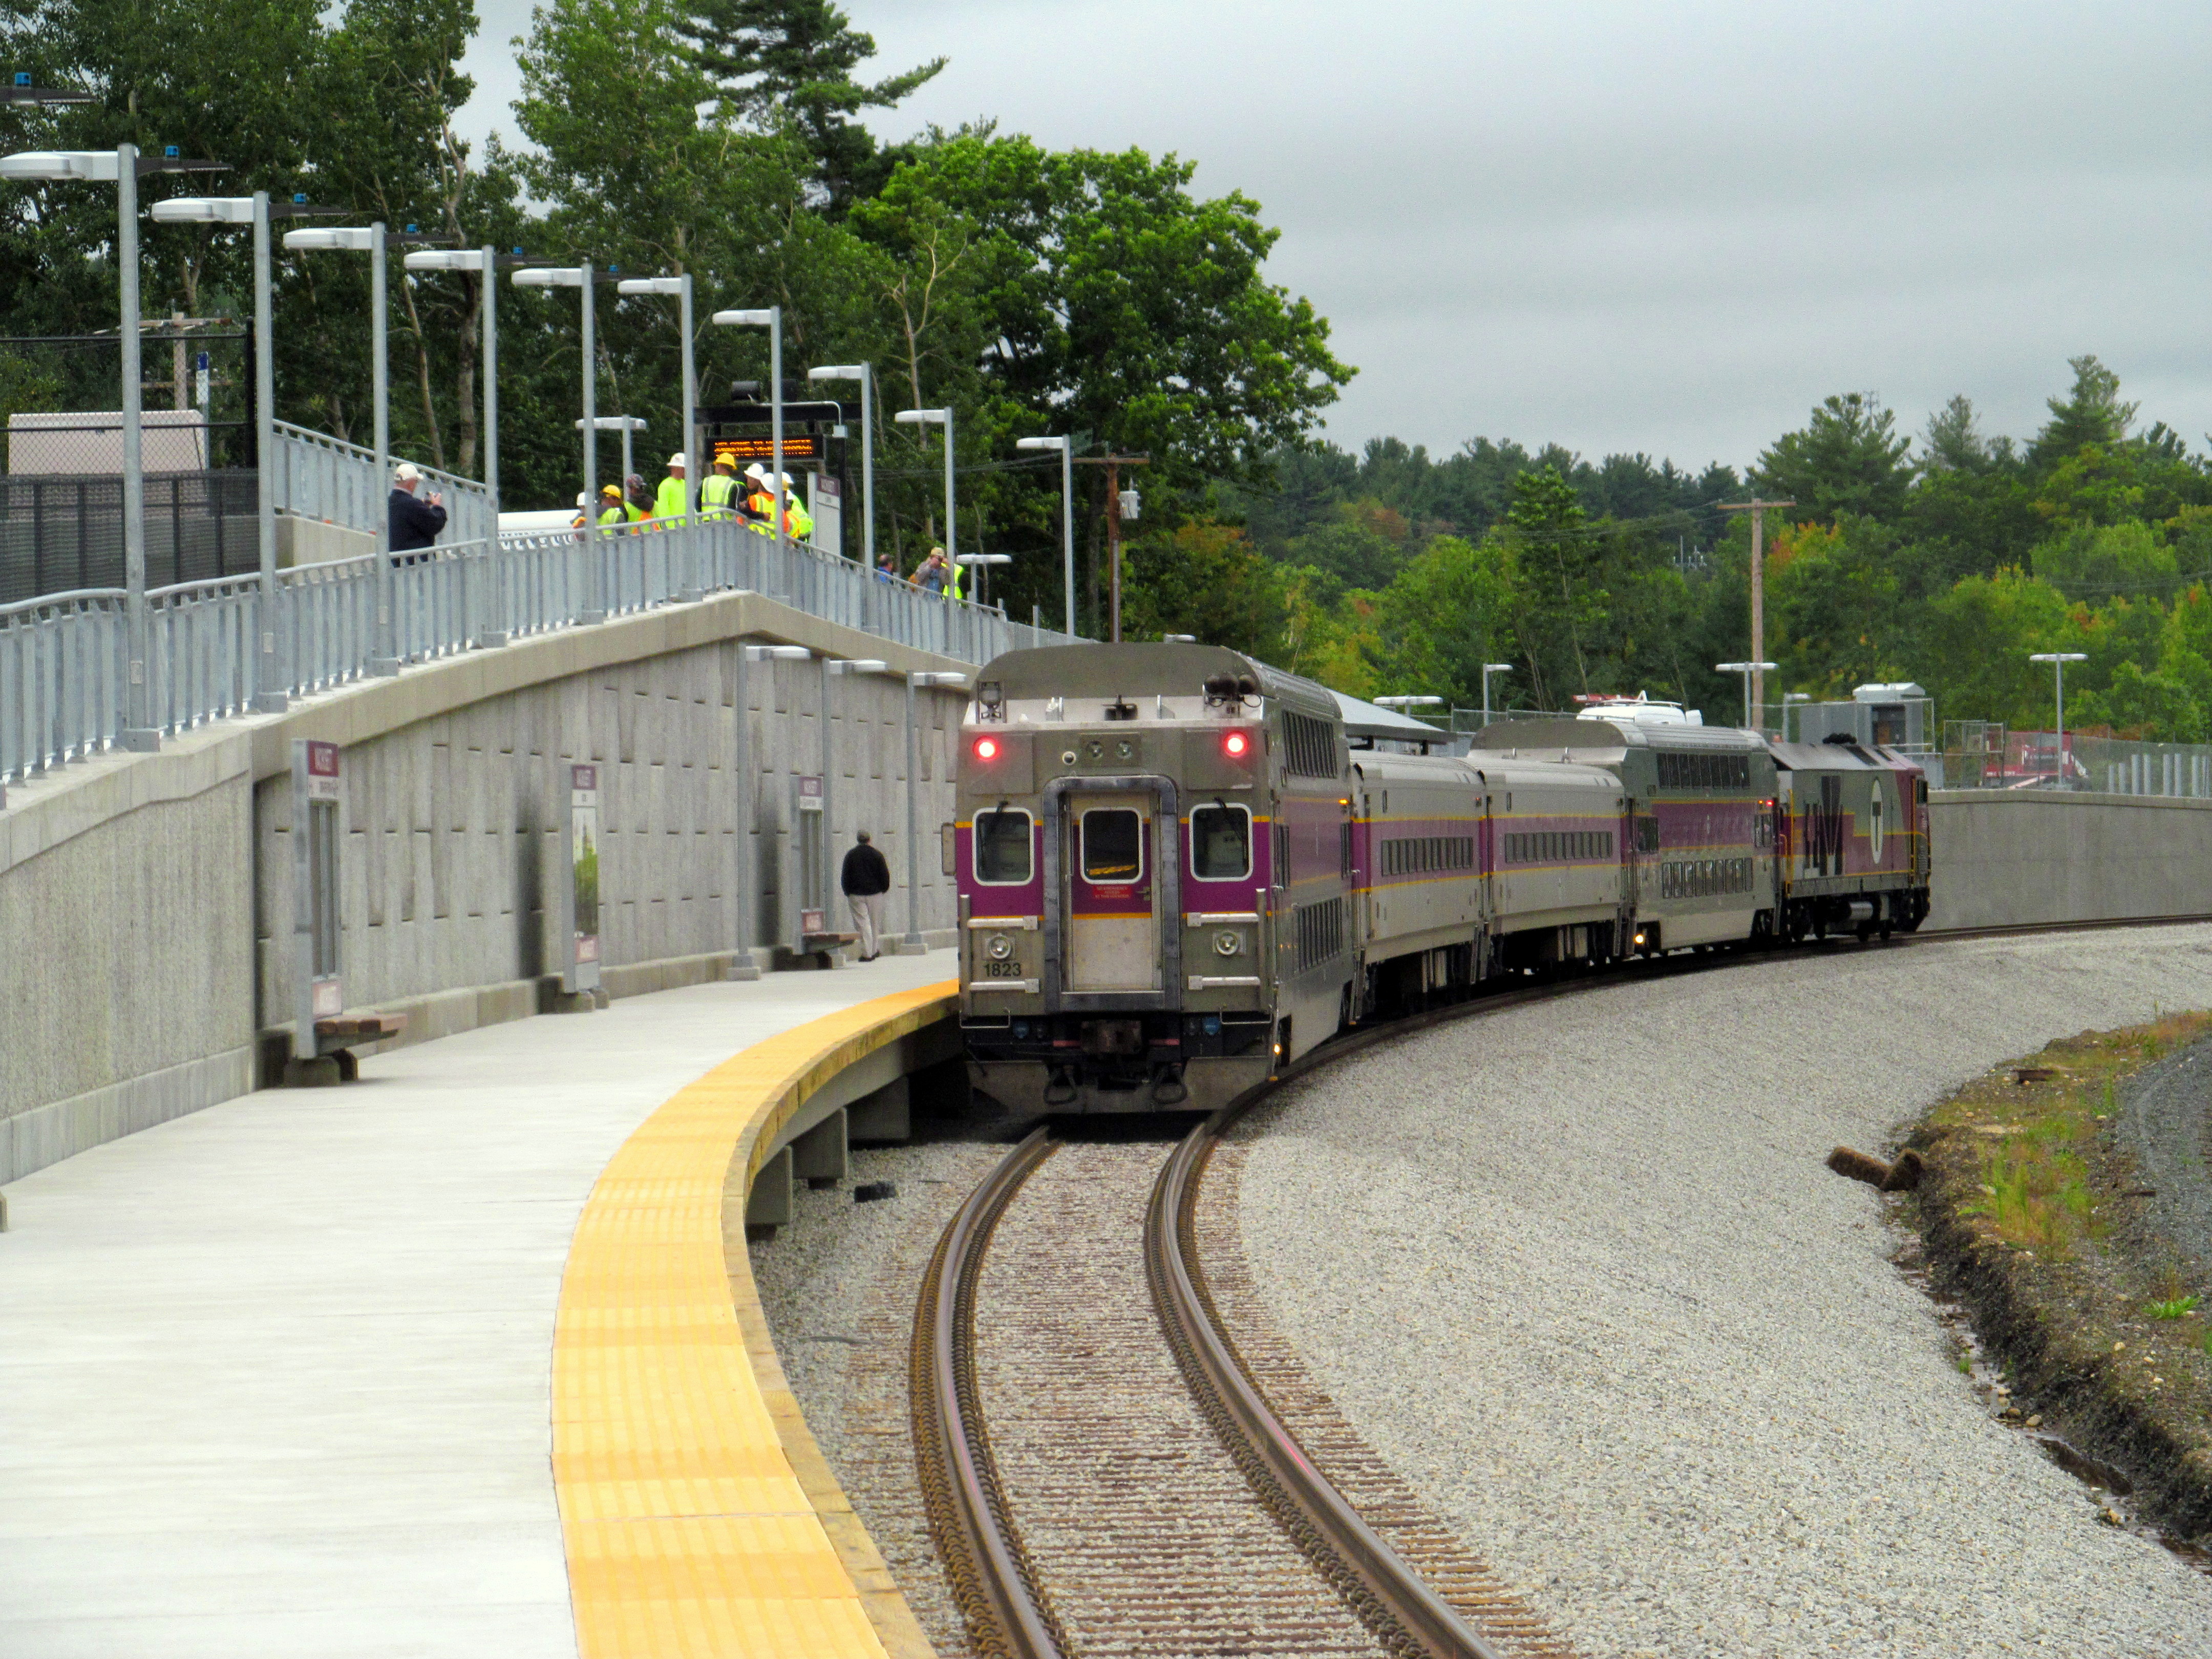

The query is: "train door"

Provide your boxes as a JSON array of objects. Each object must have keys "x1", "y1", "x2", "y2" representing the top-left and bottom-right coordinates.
[{"x1": 1063, "y1": 791, "x2": 1163, "y2": 993}]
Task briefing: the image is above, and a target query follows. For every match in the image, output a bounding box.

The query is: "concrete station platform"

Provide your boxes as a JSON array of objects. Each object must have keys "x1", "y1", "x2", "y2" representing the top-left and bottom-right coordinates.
[{"x1": 0, "y1": 954, "x2": 954, "y2": 1659}]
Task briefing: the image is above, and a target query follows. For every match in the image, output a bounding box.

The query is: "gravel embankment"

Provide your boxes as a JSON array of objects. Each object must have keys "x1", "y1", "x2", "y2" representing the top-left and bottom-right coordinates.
[
  {"x1": 1236, "y1": 928, "x2": 2212, "y2": 1658},
  {"x1": 750, "y1": 1140, "x2": 1006, "y2": 1659},
  {"x1": 2117, "y1": 1036, "x2": 2212, "y2": 1281}
]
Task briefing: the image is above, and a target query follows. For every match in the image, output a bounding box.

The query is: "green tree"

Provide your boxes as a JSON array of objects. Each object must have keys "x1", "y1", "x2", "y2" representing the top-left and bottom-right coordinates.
[
  {"x1": 1365, "y1": 533, "x2": 1520, "y2": 709},
  {"x1": 1119, "y1": 517, "x2": 1283, "y2": 656},
  {"x1": 2069, "y1": 661, "x2": 2204, "y2": 742},
  {"x1": 678, "y1": 0, "x2": 943, "y2": 211},
  {"x1": 2028, "y1": 354, "x2": 2136, "y2": 471},
  {"x1": 1753, "y1": 392, "x2": 1912, "y2": 523}
]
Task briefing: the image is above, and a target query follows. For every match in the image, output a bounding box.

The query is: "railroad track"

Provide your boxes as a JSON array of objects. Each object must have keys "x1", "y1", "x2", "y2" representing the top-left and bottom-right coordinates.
[{"x1": 907, "y1": 913, "x2": 2212, "y2": 1659}]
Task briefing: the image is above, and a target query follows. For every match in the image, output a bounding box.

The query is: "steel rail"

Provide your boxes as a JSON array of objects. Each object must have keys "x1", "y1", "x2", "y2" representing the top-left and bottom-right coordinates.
[
  {"x1": 911, "y1": 909, "x2": 2212, "y2": 1658},
  {"x1": 910, "y1": 1125, "x2": 1073, "y2": 1659}
]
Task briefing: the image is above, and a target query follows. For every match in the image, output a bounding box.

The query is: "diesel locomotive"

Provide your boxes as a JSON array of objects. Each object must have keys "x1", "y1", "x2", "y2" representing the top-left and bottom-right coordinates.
[{"x1": 949, "y1": 642, "x2": 1930, "y2": 1117}]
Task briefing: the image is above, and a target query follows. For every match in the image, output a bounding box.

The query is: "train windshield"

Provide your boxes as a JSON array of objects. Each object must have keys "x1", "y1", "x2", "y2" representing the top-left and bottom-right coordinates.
[
  {"x1": 1190, "y1": 803, "x2": 1251, "y2": 880},
  {"x1": 1080, "y1": 809, "x2": 1144, "y2": 882},
  {"x1": 973, "y1": 808, "x2": 1033, "y2": 884}
]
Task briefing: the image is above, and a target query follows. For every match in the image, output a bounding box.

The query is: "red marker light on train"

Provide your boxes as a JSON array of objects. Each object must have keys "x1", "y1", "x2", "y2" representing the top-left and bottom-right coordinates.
[
  {"x1": 1222, "y1": 730, "x2": 1251, "y2": 759},
  {"x1": 973, "y1": 736, "x2": 999, "y2": 762}
]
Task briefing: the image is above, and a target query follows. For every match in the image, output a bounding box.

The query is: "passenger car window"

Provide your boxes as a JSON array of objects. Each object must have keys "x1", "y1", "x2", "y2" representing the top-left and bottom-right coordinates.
[
  {"x1": 1190, "y1": 803, "x2": 1251, "y2": 880},
  {"x1": 1080, "y1": 808, "x2": 1144, "y2": 882},
  {"x1": 973, "y1": 808, "x2": 1032, "y2": 884}
]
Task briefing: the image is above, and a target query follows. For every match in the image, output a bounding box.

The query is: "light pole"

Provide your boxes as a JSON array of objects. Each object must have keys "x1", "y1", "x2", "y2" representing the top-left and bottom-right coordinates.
[
  {"x1": 1782, "y1": 690, "x2": 1810, "y2": 744},
  {"x1": 1016, "y1": 434, "x2": 1076, "y2": 633},
  {"x1": 153, "y1": 192, "x2": 342, "y2": 710},
  {"x1": 895, "y1": 406, "x2": 955, "y2": 582},
  {"x1": 616, "y1": 275, "x2": 695, "y2": 519},
  {"x1": 1480, "y1": 662, "x2": 1513, "y2": 728},
  {"x1": 1, "y1": 144, "x2": 223, "y2": 743},
  {"x1": 405, "y1": 246, "x2": 521, "y2": 537},
  {"x1": 904, "y1": 670, "x2": 968, "y2": 949},
  {"x1": 714, "y1": 308, "x2": 784, "y2": 548},
  {"x1": 285, "y1": 222, "x2": 410, "y2": 669},
  {"x1": 1715, "y1": 661, "x2": 1778, "y2": 731},
  {"x1": 578, "y1": 415, "x2": 647, "y2": 486},
  {"x1": 956, "y1": 551, "x2": 1010, "y2": 611},
  {"x1": 807, "y1": 363, "x2": 875, "y2": 567},
  {"x1": 517, "y1": 262, "x2": 616, "y2": 618},
  {"x1": 733, "y1": 643, "x2": 814, "y2": 977},
  {"x1": 2029, "y1": 651, "x2": 2088, "y2": 787}
]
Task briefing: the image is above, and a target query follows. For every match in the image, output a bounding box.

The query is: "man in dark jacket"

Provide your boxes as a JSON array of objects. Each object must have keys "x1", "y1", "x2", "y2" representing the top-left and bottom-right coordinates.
[
  {"x1": 839, "y1": 830, "x2": 892, "y2": 961},
  {"x1": 389, "y1": 462, "x2": 446, "y2": 564}
]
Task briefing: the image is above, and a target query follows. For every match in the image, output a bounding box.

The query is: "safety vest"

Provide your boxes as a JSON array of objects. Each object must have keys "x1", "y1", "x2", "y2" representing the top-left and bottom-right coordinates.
[
  {"x1": 785, "y1": 500, "x2": 814, "y2": 541},
  {"x1": 654, "y1": 476, "x2": 688, "y2": 521},
  {"x1": 743, "y1": 488, "x2": 777, "y2": 535},
  {"x1": 701, "y1": 473, "x2": 738, "y2": 514},
  {"x1": 598, "y1": 503, "x2": 627, "y2": 532},
  {"x1": 946, "y1": 558, "x2": 964, "y2": 600}
]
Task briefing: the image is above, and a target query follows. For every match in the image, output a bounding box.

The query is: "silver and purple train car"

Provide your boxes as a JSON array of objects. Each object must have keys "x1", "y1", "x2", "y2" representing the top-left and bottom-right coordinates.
[{"x1": 949, "y1": 644, "x2": 1931, "y2": 1118}]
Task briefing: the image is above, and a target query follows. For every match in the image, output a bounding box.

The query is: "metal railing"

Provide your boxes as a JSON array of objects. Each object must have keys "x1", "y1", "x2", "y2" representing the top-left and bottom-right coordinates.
[
  {"x1": 1, "y1": 514, "x2": 1078, "y2": 790},
  {"x1": 269, "y1": 421, "x2": 494, "y2": 547}
]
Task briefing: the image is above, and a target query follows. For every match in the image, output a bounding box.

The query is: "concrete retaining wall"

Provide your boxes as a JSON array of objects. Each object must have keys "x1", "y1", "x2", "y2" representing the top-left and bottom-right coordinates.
[
  {"x1": 1926, "y1": 789, "x2": 2212, "y2": 930},
  {"x1": 0, "y1": 589, "x2": 968, "y2": 1185}
]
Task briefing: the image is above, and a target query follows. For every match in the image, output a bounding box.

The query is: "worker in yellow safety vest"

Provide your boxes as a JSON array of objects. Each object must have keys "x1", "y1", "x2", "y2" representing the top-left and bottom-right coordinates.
[
  {"x1": 653, "y1": 453, "x2": 689, "y2": 523},
  {"x1": 596, "y1": 481, "x2": 629, "y2": 533},
  {"x1": 700, "y1": 453, "x2": 740, "y2": 518},
  {"x1": 774, "y1": 472, "x2": 814, "y2": 542}
]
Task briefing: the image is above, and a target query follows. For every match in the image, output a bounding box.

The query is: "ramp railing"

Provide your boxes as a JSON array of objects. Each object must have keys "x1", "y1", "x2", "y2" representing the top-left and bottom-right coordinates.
[{"x1": 1, "y1": 515, "x2": 1078, "y2": 791}]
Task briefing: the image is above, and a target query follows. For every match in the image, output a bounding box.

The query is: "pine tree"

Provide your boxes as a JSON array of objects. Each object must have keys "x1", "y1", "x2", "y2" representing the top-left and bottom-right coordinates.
[
  {"x1": 2028, "y1": 354, "x2": 2137, "y2": 471},
  {"x1": 677, "y1": 0, "x2": 943, "y2": 209}
]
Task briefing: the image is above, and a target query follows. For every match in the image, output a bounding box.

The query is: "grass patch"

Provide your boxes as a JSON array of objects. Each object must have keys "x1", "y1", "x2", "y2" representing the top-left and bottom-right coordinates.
[
  {"x1": 2148, "y1": 1294, "x2": 2202, "y2": 1320},
  {"x1": 1928, "y1": 1011, "x2": 2212, "y2": 1261}
]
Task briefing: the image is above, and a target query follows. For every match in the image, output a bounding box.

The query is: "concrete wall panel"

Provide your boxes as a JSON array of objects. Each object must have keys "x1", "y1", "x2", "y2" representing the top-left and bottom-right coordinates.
[{"x1": 1926, "y1": 790, "x2": 2212, "y2": 929}]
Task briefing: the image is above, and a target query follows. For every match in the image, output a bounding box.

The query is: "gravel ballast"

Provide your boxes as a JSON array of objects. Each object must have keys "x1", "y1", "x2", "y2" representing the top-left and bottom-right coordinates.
[{"x1": 1236, "y1": 929, "x2": 2212, "y2": 1657}]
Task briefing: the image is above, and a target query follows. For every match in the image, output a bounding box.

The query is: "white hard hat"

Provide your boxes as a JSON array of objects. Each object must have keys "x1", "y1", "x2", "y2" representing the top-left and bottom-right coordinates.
[
  {"x1": 575, "y1": 491, "x2": 589, "y2": 507},
  {"x1": 667, "y1": 452, "x2": 687, "y2": 469},
  {"x1": 394, "y1": 462, "x2": 421, "y2": 483},
  {"x1": 777, "y1": 472, "x2": 796, "y2": 486},
  {"x1": 743, "y1": 461, "x2": 767, "y2": 480}
]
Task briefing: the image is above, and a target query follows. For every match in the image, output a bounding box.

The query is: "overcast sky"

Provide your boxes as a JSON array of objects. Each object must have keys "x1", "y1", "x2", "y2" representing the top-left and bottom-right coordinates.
[{"x1": 456, "y1": 1, "x2": 2212, "y2": 475}]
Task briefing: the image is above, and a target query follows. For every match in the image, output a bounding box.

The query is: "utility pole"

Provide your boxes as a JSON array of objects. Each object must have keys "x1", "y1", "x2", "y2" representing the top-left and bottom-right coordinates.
[
  {"x1": 1716, "y1": 497, "x2": 1793, "y2": 728},
  {"x1": 1074, "y1": 453, "x2": 1149, "y2": 642}
]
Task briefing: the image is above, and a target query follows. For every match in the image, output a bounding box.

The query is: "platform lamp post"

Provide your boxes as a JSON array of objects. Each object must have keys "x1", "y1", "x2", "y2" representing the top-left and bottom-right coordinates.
[
  {"x1": 516, "y1": 262, "x2": 619, "y2": 619},
  {"x1": 1782, "y1": 691, "x2": 1810, "y2": 745},
  {"x1": 578, "y1": 415, "x2": 646, "y2": 487},
  {"x1": 713, "y1": 308, "x2": 785, "y2": 549},
  {"x1": 153, "y1": 192, "x2": 345, "y2": 711},
  {"x1": 405, "y1": 246, "x2": 540, "y2": 549},
  {"x1": 1015, "y1": 434, "x2": 1076, "y2": 633},
  {"x1": 0, "y1": 143, "x2": 225, "y2": 746},
  {"x1": 903, "y1": 670, "x2": 969, "y2": 951},
  {"x1": 731, "y1": 642, "x2": 815, "y2": 979},
  {"x1": 1715, "y1": 661, "x2": 1778, "y2": 731},
  {"x1": 614, "y1": 275, "x2": 694, "y2": 505},
  {"x1": 1480, "y1": 662, "x2": 1514, "y2": 728},
  {"x1": 807, "y1": 363, "x2": 875, "y2": 568},
  {"x1": 955, "y1": 551, "x2": 1010, "y2": 611},
  {"x1": 2029, "y1": 651, "x2": 2088, "y2": 788},
  {"x1": 286, "y1": 222, "x2": 456, "y2": 671},
  {"x1": 895, "y1": 406, "x2": 955, "y2": 579}
]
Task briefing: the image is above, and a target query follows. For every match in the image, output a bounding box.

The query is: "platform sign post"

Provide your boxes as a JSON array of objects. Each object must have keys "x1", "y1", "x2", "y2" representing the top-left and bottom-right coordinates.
[
  {"x1": 563, "y1": 762, "x2": 602, "y2": 993},
  {"x1": 291, "y1": 739, "x2": 345, "y2": 1055},
  {"x1": 796, "y1": 773, "x2": 826, "y2": 940},
  {"x1": 810, "y1": 473, "x2": 841, "y2": 559}
]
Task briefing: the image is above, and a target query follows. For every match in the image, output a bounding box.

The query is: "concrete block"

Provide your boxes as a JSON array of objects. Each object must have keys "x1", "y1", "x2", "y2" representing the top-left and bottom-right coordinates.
[
  {"x1": 848, "y1": 1078, "x2": 910, "y2": 1144},
  {"x1": 793, "y1": 1108, "x2": 847, "y2": 1187},
  {"x1": 747, "y1": 1144, "x2": 793, "y2": 1229}
]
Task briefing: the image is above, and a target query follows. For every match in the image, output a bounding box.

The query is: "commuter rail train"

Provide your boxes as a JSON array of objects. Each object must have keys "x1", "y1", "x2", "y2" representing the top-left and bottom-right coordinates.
[{"x1": 950, "y1": 642, "x2": 1930, "y2": 1116}]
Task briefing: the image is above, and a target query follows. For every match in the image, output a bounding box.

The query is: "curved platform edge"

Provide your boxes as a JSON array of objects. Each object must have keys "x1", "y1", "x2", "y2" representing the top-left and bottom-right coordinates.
[{"x1": 553, "y1": 981, "x2": 958, "y2": 1659}]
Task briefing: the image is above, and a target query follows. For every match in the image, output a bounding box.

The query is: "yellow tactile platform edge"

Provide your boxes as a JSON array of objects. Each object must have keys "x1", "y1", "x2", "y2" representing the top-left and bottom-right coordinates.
[{"x1": 555, "y1": 982, "x2": 958, "y2": 1659}]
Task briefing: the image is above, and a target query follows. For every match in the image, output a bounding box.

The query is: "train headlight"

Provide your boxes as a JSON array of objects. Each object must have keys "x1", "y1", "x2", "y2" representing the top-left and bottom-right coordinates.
[
  {"x1": 986, "y1": 933, "x2": 1015, "y2": 961},
  {"x1": 1214, "y1": 929, "x2": 1242, "y2": 957}
]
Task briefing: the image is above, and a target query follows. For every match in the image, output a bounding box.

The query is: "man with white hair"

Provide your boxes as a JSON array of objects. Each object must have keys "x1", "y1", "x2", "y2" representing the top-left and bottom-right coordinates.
[{"x1": 389, "y1": 461, "x2": 446, "y2": 564}]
